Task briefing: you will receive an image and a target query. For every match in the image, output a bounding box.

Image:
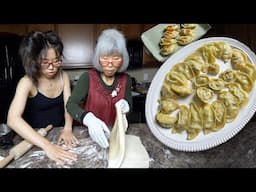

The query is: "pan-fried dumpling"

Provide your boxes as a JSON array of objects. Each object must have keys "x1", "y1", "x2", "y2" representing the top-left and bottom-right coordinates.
[
  {"x1": 181, "y1": 24, "x2": 197, "y2": 29},
  {"x1": 208, "y1": 78, "x2": 225, "y2": 91},
  {"x1": 202, "y1": 104, "x2": 216, "y2": 134},
  {"x1": 196, "y1": 87, "x2": 214, "y2": 103},
  {"x1": 173, "y1": 105, "x2": 190, "y2": 134},
  {"x1": 159, "y1": 37, "x2": 177, "y2": 46},
  {"x1": 163, "y1": 30, "x2": 179, "y2": 39},
  {"x1": 156, "y1": 111, "x2": 177, "y2": 128},
  {"x1": 179, "y1": 28, "x2": 194, "y2": 36},
  {"x1": 235, "y1": 71, "x2": 253, "y2": 92},
  {"x1": 164, "y1": 24, "x2": 180, "y2": 32},
  {"x1": 160, "y1": 44, "x2": 177, "y2": 56},
  {"x1": 211, "y1": 100, "x2": 226, "y2": 130},
  {"x1": 158, "y1": 97, "x2": 179, "y2": 114},
  {"x1": 177, "y1": 35, "x2": 193, "y2": 45}
]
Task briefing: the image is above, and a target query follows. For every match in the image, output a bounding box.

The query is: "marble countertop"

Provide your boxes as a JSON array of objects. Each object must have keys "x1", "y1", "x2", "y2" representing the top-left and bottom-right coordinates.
[{"x1": 1, "y1": 120, "x2": 256, "y2": 168}]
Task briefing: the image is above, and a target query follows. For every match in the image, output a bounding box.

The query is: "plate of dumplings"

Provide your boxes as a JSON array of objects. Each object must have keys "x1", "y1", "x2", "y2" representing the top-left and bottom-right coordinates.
[
  {"x1": 141, "y1": 24, "x2": 211, "y2": 62},
  {"x1": 145, "y1": 37, "x2": 256, "y2": 151}
]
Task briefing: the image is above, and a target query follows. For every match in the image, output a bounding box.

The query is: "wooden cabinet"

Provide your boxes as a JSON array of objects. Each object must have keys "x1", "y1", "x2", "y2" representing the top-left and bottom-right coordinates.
[
  {"x1": 26, "y1": 24, "x2": 56, "y2": 33},
  {"x1": 56, "y1": 24, "x2": 96, "y2": 69},
  {"x1": 96, "y1": 24, "x2": 142, "y2": 40},
  {"x1": 0, "y1": 24, "x2": 27, "y2": 35}
]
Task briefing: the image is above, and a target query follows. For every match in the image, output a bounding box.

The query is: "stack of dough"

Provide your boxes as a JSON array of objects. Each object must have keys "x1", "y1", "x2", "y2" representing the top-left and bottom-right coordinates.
[{"x1": 108, "y1": 103, "x2": 150, "y2": 168}]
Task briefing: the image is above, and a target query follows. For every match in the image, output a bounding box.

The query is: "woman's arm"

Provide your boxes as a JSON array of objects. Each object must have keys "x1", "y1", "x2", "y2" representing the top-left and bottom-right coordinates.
[
  {"x1": 66, "y1": 72, "x2": 89, "y2": 123},
  {"x1": 7, "y1": 76, "x2": 77, "y2": 164},
  {"x1": 58, "y1": 71, "x2": 79, "y2": 146}
]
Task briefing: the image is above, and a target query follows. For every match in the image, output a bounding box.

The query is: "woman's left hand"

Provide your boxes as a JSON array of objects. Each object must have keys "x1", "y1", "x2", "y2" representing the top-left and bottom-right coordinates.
[{"x1": 58, "y1": 129, "x2": 79, "y2": 148}]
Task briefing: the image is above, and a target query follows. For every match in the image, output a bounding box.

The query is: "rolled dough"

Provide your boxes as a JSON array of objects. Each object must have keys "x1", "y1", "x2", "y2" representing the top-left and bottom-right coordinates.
[{"x1": 108, "y1": 104, "x2": 150, "y2": 168}]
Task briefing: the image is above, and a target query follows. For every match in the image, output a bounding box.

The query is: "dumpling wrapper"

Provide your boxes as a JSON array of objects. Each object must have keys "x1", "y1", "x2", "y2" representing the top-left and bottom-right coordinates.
[{"x1": 108, "y1": 103, "x2": 150, "y2": 168}]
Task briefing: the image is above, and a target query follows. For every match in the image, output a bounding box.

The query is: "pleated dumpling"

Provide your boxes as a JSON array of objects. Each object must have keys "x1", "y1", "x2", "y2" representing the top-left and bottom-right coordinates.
[
  {"x1": 227, "y1": 82, "x2": 249, "y2": 107},
  {"x1": 160, "y1": 83, "x2": 178, "y2": 99},
  {"x1": 208, "y1": 63, "x2": 220, "y2": 75},
  {"x1": 211, "y1": 100, "x2": 226, "y2": 130},
  {"x1": 171, "y1": 62, "x2": 194, "y2": 80},
  {"x1": 171, "y1": 84, "x2": 193, "y2": 97},
  {"x1": 187, "y1": 102, "x2": 203, "y2": 140},
  {"x1": 234, "y1": 62, "x2": 256, "y2": 81},
  {"x1": 173, "y1": 105, "x2": 190, "y2": 134},
  {"x1": 202, "y1": 104, "x2": 216, "y2": 134},
  {"x1": 218, "y1": 91, "x2": 240, "y2": 122},
  {"x1": 156, "y1": 111, "x2": 177, "y2": 128},
  {"x1": 215, "y1": 42, "x2": 232, "y2": 63},
  {"x1": 235, "y1": 71, "x2": 253, "y2": 92},
  {"x1": 231, "y1": 48, "x2": 248, "y2": 66},
  {"x1": 165, "y1": 71, "x2": 188, "y2": 86},
  {"x1": 158, "y1": 97, "x2": 179, "y2": 114}
]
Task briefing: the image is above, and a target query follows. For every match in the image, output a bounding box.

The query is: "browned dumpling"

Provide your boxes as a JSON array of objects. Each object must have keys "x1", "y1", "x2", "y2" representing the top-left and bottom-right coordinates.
[
  {"x1": 164, "y1": 24, "x2": 180, "y2": 32},
  {"x1": 177, "y1": 35, "x2": 193, "y2": 45},
  {"x1": 160, "y1": 44, "x2": 177, "y2": 56},
  {"x1": 181, "y1": 24, "x2": 197, "y2": 29},
  {"x1": 159, "y1": 37, "x2": 177, "y2": 46},
  {"x1": 179, "y1": 28, "x2": 194, "y2": 36},
  {"x1": 163, "y1": 30, "x2": 179, "y2": 39}
]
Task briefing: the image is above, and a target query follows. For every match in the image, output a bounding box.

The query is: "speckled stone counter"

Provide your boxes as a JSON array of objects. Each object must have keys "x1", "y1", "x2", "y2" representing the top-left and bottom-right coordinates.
[{"x1": 1, "y1": 121, "x2": 256, "y2": 168}]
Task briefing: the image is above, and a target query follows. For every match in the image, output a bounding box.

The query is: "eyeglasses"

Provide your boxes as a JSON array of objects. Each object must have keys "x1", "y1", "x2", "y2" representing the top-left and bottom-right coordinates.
[
  {"x1": 41, "y1": 58, "x2": 62, "y2": 68},
  {"x1": 99, "y1": 55, "x2": 122, "y2": 67}
]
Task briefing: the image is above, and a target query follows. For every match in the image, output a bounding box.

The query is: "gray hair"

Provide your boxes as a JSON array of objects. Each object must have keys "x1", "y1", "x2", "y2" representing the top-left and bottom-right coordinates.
[{"x1": 92, "y1": 28, "x2": 129, "y2": 72}]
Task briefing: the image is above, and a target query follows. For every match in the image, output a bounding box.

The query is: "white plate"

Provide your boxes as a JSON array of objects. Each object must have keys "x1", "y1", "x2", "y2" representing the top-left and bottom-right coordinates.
[
  {"x1": 145, "y1": 37, "x2": 256, "y2": 152},
  {"x1": 141, "y1": 24, "x2": 212, "y2": 62}
]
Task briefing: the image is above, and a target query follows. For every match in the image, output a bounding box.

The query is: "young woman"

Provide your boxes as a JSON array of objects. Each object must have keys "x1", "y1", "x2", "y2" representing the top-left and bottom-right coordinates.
[
  {"x1": 67, "y1": 29, "x2": 133, "y2": 149},
  {"x1": 7, "y1": 31, "x2": 77, "y2": 165}
]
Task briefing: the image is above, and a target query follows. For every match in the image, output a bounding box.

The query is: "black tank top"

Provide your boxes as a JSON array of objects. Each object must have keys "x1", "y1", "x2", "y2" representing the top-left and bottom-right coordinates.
[{"x1": 23, "y1": 91, "x2": 65, "y2": 128}]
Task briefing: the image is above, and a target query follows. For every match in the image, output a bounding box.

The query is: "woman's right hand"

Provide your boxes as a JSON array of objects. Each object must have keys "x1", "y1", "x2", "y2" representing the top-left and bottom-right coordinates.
[{"x1": 44, "y1": 143, "x2": 77, "y2": 165}]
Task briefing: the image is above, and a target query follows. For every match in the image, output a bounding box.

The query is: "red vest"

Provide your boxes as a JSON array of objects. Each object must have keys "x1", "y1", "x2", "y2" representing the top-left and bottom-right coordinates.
[{"x1": 84, "y1": 69, "x2": 127, "y2": 127}]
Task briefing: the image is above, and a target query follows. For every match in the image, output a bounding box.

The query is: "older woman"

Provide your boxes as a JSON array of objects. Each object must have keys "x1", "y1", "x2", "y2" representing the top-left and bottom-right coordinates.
[{"x1": 67, "y1": 29, "x2": 133, "y2": 149}]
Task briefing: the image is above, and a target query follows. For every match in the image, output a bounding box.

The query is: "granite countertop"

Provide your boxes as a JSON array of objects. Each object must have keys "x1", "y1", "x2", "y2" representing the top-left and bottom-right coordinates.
[{"x1": 1, "y1": 121, "x2": 256, "y2": 168}]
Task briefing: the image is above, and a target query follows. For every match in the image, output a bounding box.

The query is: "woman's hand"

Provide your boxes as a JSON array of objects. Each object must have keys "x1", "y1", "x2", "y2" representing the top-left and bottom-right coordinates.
[
  {"x1": 57, "y1": 129, "x2": 79, "y2": 148},
  {"x1": 44, "y1": 142, "x2": 77, "y2": 165}
]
